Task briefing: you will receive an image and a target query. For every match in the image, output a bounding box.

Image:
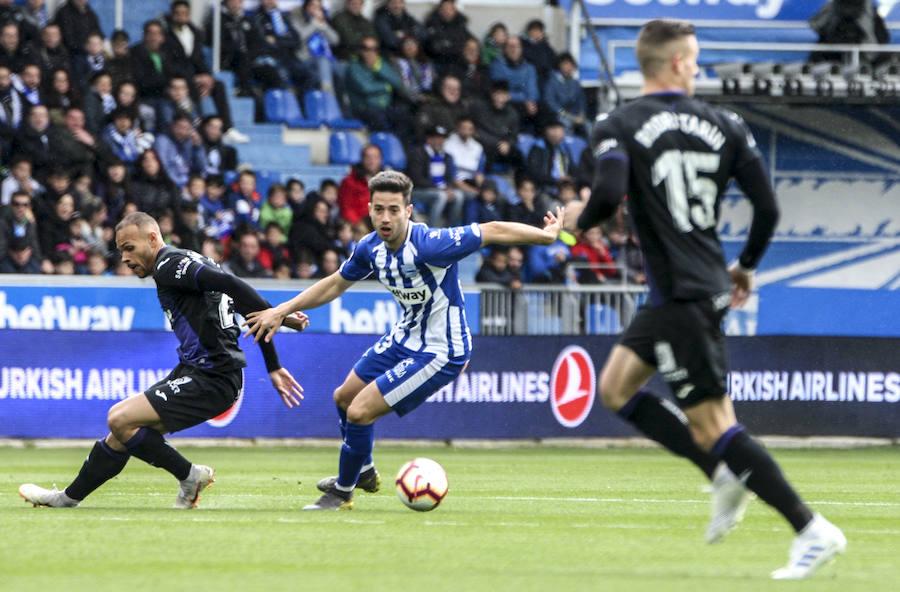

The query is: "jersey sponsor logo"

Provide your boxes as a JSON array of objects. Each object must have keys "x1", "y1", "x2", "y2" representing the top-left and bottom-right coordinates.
[
  {"x1": 174, "y1": 257, "x2": 192, "y2": 280},
  {"x1": 156, "y1": 257, "x2": 172, "y2": 270},
  {"x1": 549, "y1": 346, "x2": 596, "y2": 428},
  {"x1": 428, "y1": 230, "x2": 441, "y2": 239},
  {"x1": 388, "y1": 285, "x2": 433, "y2": 306},
  {"x1": 165, "y1": 376, "x2": 192, "y2": 394}
]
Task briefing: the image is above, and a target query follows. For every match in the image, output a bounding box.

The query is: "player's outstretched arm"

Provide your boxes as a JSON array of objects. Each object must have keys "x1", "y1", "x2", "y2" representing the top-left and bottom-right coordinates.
[
  {"x1": 479, "y1": 206, "x2": 564, "y2": 247},
  {"x1": 244, "y1": 271, "x2": 355, "y2": 344},
  {"x1": 269, "y1": 367, "x2": 304, "y2": 408},
  {"x1": 569, "y1": 155, "x2": 628, "y2": 232}
]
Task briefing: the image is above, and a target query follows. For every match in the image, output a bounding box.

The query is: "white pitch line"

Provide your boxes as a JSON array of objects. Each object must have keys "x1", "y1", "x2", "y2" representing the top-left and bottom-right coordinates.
[{"x1": 488, "y1": 495, "x2": 900, "y2": 507}]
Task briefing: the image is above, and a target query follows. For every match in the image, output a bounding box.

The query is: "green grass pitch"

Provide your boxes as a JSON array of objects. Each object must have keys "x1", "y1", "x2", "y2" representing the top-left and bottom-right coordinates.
[{"x1": 2, "y1": 445, "x2": 898, "y2": 591}]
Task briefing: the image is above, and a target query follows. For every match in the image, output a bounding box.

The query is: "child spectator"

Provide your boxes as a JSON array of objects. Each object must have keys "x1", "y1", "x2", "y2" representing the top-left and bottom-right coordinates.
[
  {"x1": 286, "y1": 178, "x2": 306, "y2": 217},
  {"x1": 1, "y1": 156, "x2": 43, "y2": 205},
  {"x1": 259, "y1": 183, "x2": 293, "y2": 235},
  {"x1": 84, "y1": 248, "x2": 110, "y2": 276},
  {"x1": 315, "y1": 247, "x2": 341, "y2": 278},
  {"x1": 82, "y1": 71, "x2": 116, "y2": 136},
  {"x1": 51, "y1": 250, "x2": 76, "y2": 275},
  {"x1": 95, "y1": 159, "x2": 133, "y2": 223},
  {"x1": 570, "y1": 225, "x2": 618, "y2": 284},
  {"x1": 464, "y1": 179, "x2": 503, "y2": 225},
  {"x1": 333, "y1": 219, "x2": 356, "y2": 260},
  {"x1": 102, "y1": 108, "x2": 144, "y2": 167},
  {"x1": 259, "y1": 221, "x2": 292, "y2": 270},
  {"x1": 199, "y1": 174, "x2": 235, "y2": 240},
  {"x1": 293, "y1": 248, "x2": 317, "y2": 279},
  {"x1": 506, "y1": 177, "x2": 545, "y2": 227},
  {"x1": 481, "y1": 22, "x2": 507, "y2": 67},
  {"x1": 476, "y1": 245, "x2": 523, "y2": 290},
  {"x1": 131, "y1": 148, "x2": 178, "y2": 218},
  {"x1": 229, "y1": 169, "x2": 263, "y2": 229}
]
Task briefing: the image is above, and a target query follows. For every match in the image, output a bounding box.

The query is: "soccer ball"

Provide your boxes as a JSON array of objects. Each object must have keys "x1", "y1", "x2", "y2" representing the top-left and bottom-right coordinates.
[{"x1": 395, "y1": 457, "x2": 449, "y2": 511}]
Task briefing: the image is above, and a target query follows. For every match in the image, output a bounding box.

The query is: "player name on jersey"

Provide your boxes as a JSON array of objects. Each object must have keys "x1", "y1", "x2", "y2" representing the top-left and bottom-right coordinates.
[{"x1": 634, "y1": 112, "x2": 726, "y2": 150}]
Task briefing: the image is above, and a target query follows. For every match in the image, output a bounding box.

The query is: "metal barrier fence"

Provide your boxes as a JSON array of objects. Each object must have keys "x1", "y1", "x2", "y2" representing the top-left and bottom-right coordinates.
[{"x1": 478, "y1": 282, "x2": 648, "y2": 336}]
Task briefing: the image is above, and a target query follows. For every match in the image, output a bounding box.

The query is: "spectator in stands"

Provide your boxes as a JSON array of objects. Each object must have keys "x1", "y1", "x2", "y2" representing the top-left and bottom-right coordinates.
[
  {"x1": 315, "y1": 246, "x2": 341, "y2": 278},
  {"x1": 198, "y1": 174, "x2": 236, "y2": 240},
  {"x1": 443, "y1": 115, "x2": 484, "y2": 195},
  {"x1": 51, "y1": 249, "x2": 76, "y2": 274},
  {"x1": 476, "y1": 245, "x2": 522, "y2": 289},
  {"x1": 293, "y1": 247, "x2": 316, "y2": 278},
  {"x1": 53, "y1": 0, "x2": 102, "y2": 58},
  {"x1": 470, "y1": 80, "x2": 523, "y2": 172},
  {"x1": 174, "y1": 201, "x2": 205, "y2": 253},
  {"x1": 95, "y1": 158, "x2": 132, "y2": 223},
  {"x1": 507, "y1": 176, "x2": 545, "y2": 228},
  {"x1": 259, "y1": 182, "x2": 293, "y2": 235},
  {"x1": 543, "y1": 52, "x2": 588, "y2": 138},
  {"x1": 526, "y1": 119, "x2": 575, "y2": 200},
  {"x1": 36, "y1": 23, "x2": 71, "y2": 79},
  {"x1": 206, "y1": 0, "x2": 270, "y2": 97},
  {"x1": 73, "y1": 31, "x2": 107, "y2": 90},
  {"x1": 0, "y1": 63, "x2": 22, "y2": 156},
  {"x1": 44, "y1": 67, "x2": 82, "y2": 123},
  {"x1": 333, "y1": 218, "x2": 355, "y2": 259},
  {"x1": 552, "y1": 178, "x2": 580, "y2": 212},
  {"x1": 82, "y1": 71, "x2": 115, "y2": 136},
  {"x1": 13, "y1": 104, "x2": 53, "y2": 181},
  {"x1": 131, "y1": 147, "x2": 178, "y2": 217},
  {"x1": 102, "y1": 107, "x2": 145, "y2": 168},
  {"x1": 252, "y1": 0, "x2": 316, "y2": 94},
  {"x1": 289, "y1": 0, "x2": 340, "y2": 95},
  {"x1": 0, "y1": 189, "x2": 40, "y2": 260},
  {"x1": 223, "y1": 226, "x2": 271, "y2": 278},
  {"x1": 415, "y1": 74, "x2": 465, "y2": 139},
  {"x1": 106, "y1": 29, "x2": 133, "y2": 88},
  {"x1": 13, "y1": 62, "x2": 45, "y2": 107},
  {"x1": 490, "y1": 35, "x2": 544, "y2": 132},
  {"x1": 463, "y1": 178, "x2": 503, "y2": 226},
  {"x1": 392, "y1": 36, "x2": 436, "y2": 107},
  {"x1": 331, "y1": 0, "x2": 375, "y2": 61},
  {"x1": 480, "y1": 22, "x2": 506, "y2": 67},
  {"x1": 0, "y1": 22, "x2": 36, "y2": 73},
  {"x1": 289, "y1": 195, "x2": 333, "y2": 260},
  {"x1": 130, "y1": 20, "x2": 180, "y2": 109},
  {"x1": 423, "y1": 0, "x2": 470, "y2": 74},
  {"x1": 809, "y1": 0, "x2": 890, "y2": 65},
  {"x1": 374, "y1": 0, "x2": 425, "y2": 58},
  {"x1": 114, "y1": 79, "x2": 155, "y2": 135},
  {"x1": 407, "y1": 125, "x2": 465, "y2": 227},
  {"x1": 181, "y1": 173, "x2": 205, "y2": 205},
  {"x1": 38, "y1": 190, "x2": 76, "y2": 257},
  {"x1": 1, "y1": 157, "x2": 42, "y2": 206},
  {"x1": 200, "y1": 115, "x2": 238, "y2": 177},
  {"x1": 157, "y1": 75, "x2": 201, "y2": 131},
  {"x1": 165, "y1": 0, "x2": 249, "y2": 144},
  {"x1": 0, "y1": 0, "x2": 37, "y2": 44},
  {"x1": 338, "y1": 142, "x2": 381, "y2": 227},
  {"x1": 84, "y1": 248, "x2": 110, "y2": 275},
  {"x1": 258, "y1": 220, "x2": 291, "y2": 270},
  {"x1": 74, "y1": 195, "x2": 108, "y2": 254},
  {"x1": 200, "y1": 235, "x2": 224, "y2": 264},
  {"x1": 520, "y1": 19, "x2": 556, "y2": 87},
  {"x1": 229, "y1": 169, "x2": 264, "y2": 228},
  {"x1": 0, "y1": 234, "x2": 41, "y2": 273},
  {"x1": 317, "y1": 178, "x2": 341, "y2": 223},
  {"x1": 449, "y1": 36, "x2": 489, "y2": 102},
  {"x1": 345, "y1": 35, "x2": 412, "y2": 137},
  {"x1": 570, "y1": 225, "x2": 618, "y2": 284},
  {"x1": 22, "y1": 1, "x2": 49, "y2": 39},
  {"x1": 57, "y1": 105, "x2": 111, "y2": 178},
  {"x1": 153, "y1": 113, "x2": 207, "y2": 188},
  {"x1": 42, "y1": 165, "x2": 73, "y2": 209},
  {"x1": 286, "y1": 177, "x2": 306, "y2": 217}
]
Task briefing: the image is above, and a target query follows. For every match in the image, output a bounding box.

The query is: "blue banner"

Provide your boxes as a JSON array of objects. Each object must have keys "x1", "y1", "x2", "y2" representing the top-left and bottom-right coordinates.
[
  {"x1": 0, "y1": 283, "x2": 481, "y2": 335},
  {"x1": 1, "y1": 332, "x2": 898, "y2": 439}
]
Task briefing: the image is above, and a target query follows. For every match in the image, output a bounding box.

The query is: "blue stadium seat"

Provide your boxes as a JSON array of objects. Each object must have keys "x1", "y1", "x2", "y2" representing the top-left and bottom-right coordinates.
[
  {"x1": 329, "y1": 131, "x2": 363, "y2": 165},
  {"x1": 587, "y1": 304, "x2": 623, "y2": 335},
  {"x1": 263, "y1": 89, "x2": 286, "y2": 123},
  {"x1": 485, "y1": 174, "x2": 516, "y2": 204},
  {"x1": 255, "y1": 169, "x2": 280, "y2": 198},
  {"x1": 370, "y1": 131, "x2": 407, "y2": 170},
  {"x1": 563, "y1": 135, "x2": 587, "y2": 162},
  {"x1": 304, "y1": 90, "x2": 364, "y2": 129}
]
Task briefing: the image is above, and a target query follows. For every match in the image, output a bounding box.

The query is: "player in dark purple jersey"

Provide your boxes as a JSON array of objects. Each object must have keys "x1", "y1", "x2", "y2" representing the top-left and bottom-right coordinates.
[
  {"x1": 566, "y1": 19, "x2": 845, "y2": 579},
  {"x1": 19, "y1": 212, "x2": 305, "y2": 509}
]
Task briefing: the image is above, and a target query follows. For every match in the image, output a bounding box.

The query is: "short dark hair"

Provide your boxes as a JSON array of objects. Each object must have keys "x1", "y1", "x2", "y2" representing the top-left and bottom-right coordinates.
[
  {"x1": 556, "y1": 52, "x2": 576, "y2": 68},
  {"x1": 636, "y1": 18, "x2": 696, "y2": 76},
  {"x1": 171, "y1": 0, "x2": 190, "y2": 10},
  {"x1": 206, "y1": 174, "x2": 225, "y2": 188},
  {"x1": 525, "y1": 19, "x2": 544, "y2": 32},
  {"x1": 111, "y1": 29, "x2": 130, "y2": 43},
  {"x1": 320, "y1": 179, "x2": 338, "y2": 192},
  {"x1": 490, "y1": 79, "x2": 510, "y2": 93},
  {"x1": 116, "y1": 211, "x2": 160, "y2": 234},
  {"x1": 143, "y1": 20, "x2": 164, "y2": 35},
  {"x1": 368, "y1": 170, "x2": 413, "y2": 204}
]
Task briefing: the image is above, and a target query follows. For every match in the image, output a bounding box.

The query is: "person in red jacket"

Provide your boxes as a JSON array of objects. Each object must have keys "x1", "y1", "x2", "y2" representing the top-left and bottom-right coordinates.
[
  {"x1": 337, "y1": 143, "x2": 382, "y2": 228},
  {"x1": 570, "y1": 225, "x2": 618, "y2": 284}
]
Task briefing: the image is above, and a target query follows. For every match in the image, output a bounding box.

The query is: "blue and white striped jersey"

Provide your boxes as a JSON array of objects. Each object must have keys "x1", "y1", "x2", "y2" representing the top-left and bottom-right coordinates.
[{"x1": 339, "y1": 221, "x2": 483, "y2": 360}]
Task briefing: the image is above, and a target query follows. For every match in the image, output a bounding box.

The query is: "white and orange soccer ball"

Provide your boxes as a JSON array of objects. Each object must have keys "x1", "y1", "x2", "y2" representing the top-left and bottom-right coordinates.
[{"x1": 395, "y1": 457, "x2": 449, "y2": 511}]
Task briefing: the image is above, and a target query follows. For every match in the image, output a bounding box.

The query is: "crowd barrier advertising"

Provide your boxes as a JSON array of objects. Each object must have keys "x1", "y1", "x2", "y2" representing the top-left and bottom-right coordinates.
[
  {"x1": 560, "y1": 0, "x2": 899, "y2": 21},
  {"x1": 0, "y1": 284, "x2": 480, "y2": 336},
  {"x1": 1, "y1": 331, "x2": 898, "y2": 439}
]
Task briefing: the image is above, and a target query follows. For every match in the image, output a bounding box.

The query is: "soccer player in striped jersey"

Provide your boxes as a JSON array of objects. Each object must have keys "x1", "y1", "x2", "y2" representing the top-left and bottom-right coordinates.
[{"x1": 244, "y1": 170, "x2": 563, "y2": 510}]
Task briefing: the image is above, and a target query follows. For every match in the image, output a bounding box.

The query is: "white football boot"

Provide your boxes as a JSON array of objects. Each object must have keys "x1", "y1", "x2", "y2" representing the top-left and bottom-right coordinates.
[
  {"x1": 19, "y1": 483, "x2": 79, "y2": 508},
  {"x1": 771, "y1": 513, "x2": 846, "y2": 579},
  {"x1": 173, "y1": 464, "x2": 215, "y2": 509},
  {"x1": 705, "y1": 462, "x2": 752, "y2": 543}
]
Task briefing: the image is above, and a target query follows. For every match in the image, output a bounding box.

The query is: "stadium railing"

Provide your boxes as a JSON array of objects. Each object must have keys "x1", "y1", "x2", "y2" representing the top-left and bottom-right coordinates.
[{"x1": 477, "y1": 281, "x2": 648, "y2": 336}]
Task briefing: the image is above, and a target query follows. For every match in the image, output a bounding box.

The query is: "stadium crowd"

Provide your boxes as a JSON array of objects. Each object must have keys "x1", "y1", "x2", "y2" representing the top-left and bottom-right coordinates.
[{"x1": 0, "y1": 0, "x2": 644, "y2": 287}]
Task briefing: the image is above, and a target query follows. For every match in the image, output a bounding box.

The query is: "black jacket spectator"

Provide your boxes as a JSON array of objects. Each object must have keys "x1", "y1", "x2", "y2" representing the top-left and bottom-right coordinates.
[
  {"x1": 406, "y1": 141, "x2": 457, "y2": 190},
  {"x1": 448, "y1": 37, "x2": 490, "y2": 101},
  {"x1": 36, "y1": 25, "x2": 73, "y2": 78},
  {"x1": 331, "y1": 0, "x2": 376, "y2": 60},
  {"x1": 0, "y1": 235, "x2": 41, "y2": 273},
  {"x1": 0, "y1": 3, "x2": 38, "y2": 45},
  {"x1": 373, "y1": 2, "x2": 425, "y2": 57},
  {"x1": 53, "y1": 0, "x2": 102, "y2": 57},
  {"x1": 423, "y1": 1, "x2": 470, "y2": 73},
  {"x1": 525, "y1": 140, "x2": 575, "y2": 197},
  {"x1": 0, "y1": 23, "x2": 37, "y2": 73},
  {"x1": 0, "y1": 65, "x2": 23, "y2": 148},
  {"x1": 0, "y1": 198, "x2": 41, "y2": 259},
  {"x1": 205, "y1": 1, "x2": 266, "y2": 95},
  {"x1": 521, "y1": 27, "x2": 557, "y2": 87},
  {"x1": 289, "y1": 196, "x2": 333, "y2": 259},
  {"x1": 131, "y1": 150, "x2": 178, "y2": 218},
  {"x1": 130, "y1": 23, "x2": 183, "y2": 100},
  {"x1": 251, "y1": 4, "x2": 302, "y2": 62},
  {"x1": 12, "y1": 107, "x2": 54, "y2": 181},
  {"x1": 415, "y1": 76, "x2": 467, "y2": 139}
]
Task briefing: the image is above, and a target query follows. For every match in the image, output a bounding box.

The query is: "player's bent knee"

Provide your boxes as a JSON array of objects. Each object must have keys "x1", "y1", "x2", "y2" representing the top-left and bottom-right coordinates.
[
  {"x1": 106, "y1": 403, "x2": 128, "y2": 435},
  {"x1": 598, "y1": 377, "x2": 628, "y2": 412},
  {"x1": 333, "y1": 386, "x2": 354, "y2": 409}
]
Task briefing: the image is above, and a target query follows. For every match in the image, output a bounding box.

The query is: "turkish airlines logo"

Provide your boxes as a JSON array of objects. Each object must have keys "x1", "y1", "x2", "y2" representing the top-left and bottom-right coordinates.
[{"x1": 550, "y1": 346, "x2": 596, "y2": 428}]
